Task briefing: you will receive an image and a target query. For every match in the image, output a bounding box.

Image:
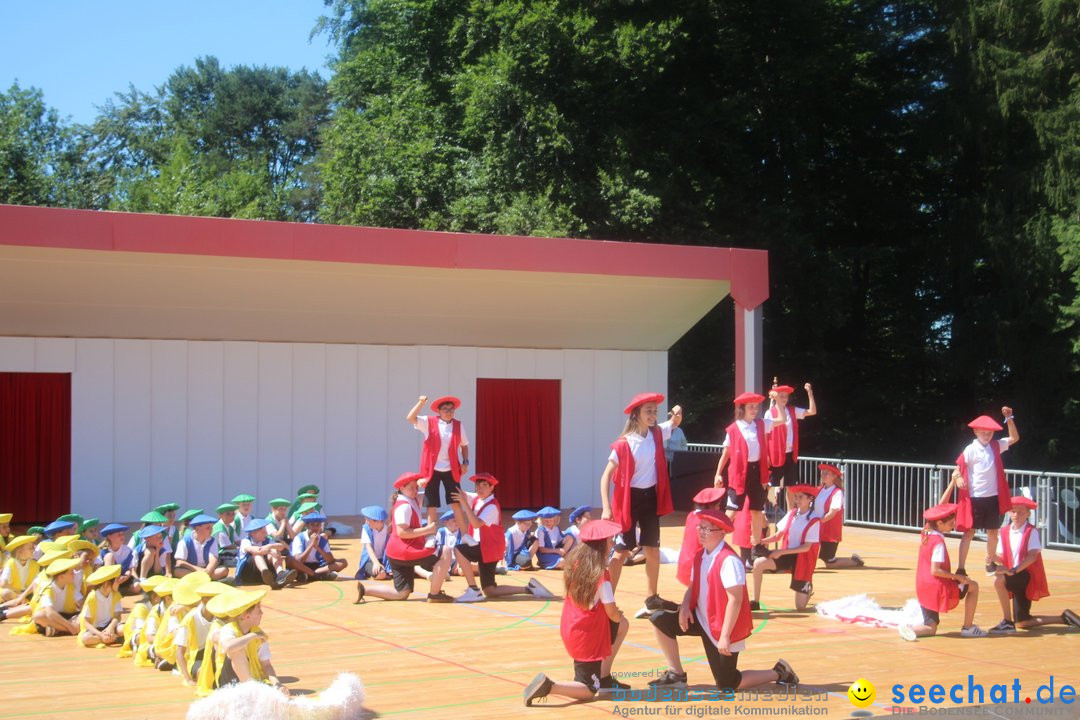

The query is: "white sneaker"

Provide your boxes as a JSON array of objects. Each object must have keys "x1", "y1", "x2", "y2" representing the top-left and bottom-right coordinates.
[
  {"x1": 454, "y1": 586, "x2": 486, "y2": 603},
  {"x1": 960, "y1": 625, "x2": 988, "y2": 637},
  {"x1": 898, "y1": 625, "x2": 917, "y2": 642},
  {"x1": 526, "y1": 578, "x2": 554, "y2": 599},
  {"x1": 459, "y1": 534, "x2": 479, "y2": 546}
]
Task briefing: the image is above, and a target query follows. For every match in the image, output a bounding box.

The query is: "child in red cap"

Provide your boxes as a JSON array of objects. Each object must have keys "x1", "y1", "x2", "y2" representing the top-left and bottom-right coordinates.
[
  {"x1": 989, "y1": 496, "x2": 1080, "y2": 633},
  {"x1": 524, "y1": 519, "x2": 630, "y2": 705},
  {"x1": 900, "y1": 503, "x2": 986, "y2": 640},
  {"x1": 811, "y1": 464, "x2": 864, "y2": 569},
  {"x1": 765, "y1": 381, "x2": 816, "y2": 501},
  {"x1": 407, "y1": 394, "x2": 475, "y2": 546},
  {"x1": 750, "y1": 486, "x2": 820, "y2": 611}
]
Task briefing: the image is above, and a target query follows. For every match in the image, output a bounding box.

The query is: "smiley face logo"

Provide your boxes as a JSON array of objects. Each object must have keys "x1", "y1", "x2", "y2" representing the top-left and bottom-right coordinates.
[{"x1": 848, "y1": 678, "x2": 876, "y2": 708}]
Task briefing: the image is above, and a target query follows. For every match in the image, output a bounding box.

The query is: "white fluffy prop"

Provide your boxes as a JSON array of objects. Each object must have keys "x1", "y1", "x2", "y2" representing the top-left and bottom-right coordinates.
[
  {"x1": 816, "y1": 593, "x2": 925, "y2": 629},
  {"x1": 186, "y1": 673, "x2": 376, "y2": 720}
]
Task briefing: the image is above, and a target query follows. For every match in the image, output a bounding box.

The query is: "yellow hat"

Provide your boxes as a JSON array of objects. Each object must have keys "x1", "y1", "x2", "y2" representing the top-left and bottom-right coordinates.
[
  {"x1": 140, "y1": 575, "x2": 166, "y2": 592},
  {"x1": 171, "y1": 584, "x2": 201, "y2": 607},
  {"x1": 178, "y1": 570, "x2": 211, "y2": 588},
  {"x1": 195, "y1": 581, "x2": 232, "y2": 598},
  {"x1": 0, "y1": 513, "x2": 12, "y2": 524},
  {"x1": 4, "y1": 535, "x2": 37, "y2": 553},
  {"x1": 68, "y1": 540, "x2": 100, "y2": 555},
  {"x1": 207, "y1": 589, "x2": 267, "y2": 619},
  {"x1": 155, "y1": 578, "x2": 179, "y2": 596},
  {"x1": 46, "y1": 557, "x2": 81, "y2": 576},
  {"x1": 87, "y1": 565, "x2": 122, "y2": 585},
  {"x1": 37, "y1": 541, "x2": 63, "y2": 554},
  {"x1": 55, "y1": 535, "x2": 81, "y2": 547},
  {"x1": 37, "y1": 549, "x2": 73, "y2": 567}
]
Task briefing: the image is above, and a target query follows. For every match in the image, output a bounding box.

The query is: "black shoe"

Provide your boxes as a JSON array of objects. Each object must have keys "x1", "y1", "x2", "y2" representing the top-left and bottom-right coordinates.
[
  {"x1": 645, "y1": 594, "x2": 678, "y2": 613},
  {"x1": 774, "y1": 658, "x2": 799, "y2": 686},
  {"x1": 261, "y1": 568, "x2": 281, "y2": 589},
  {"x1": 989, "y1": 619, "x2": 1016, "y2": 634},
  {"x1": 750, "y1": 600, "x2": 761, "y2": 611},
  {"x1": 354, "y1": 582, "x2": 366, "y2": 604},
  {"x1": 647, "y1": 669, "x2": 687, "y2": 687},
  {"x1": 1062, "y1": 609, "x2": 1080, "y2": 629},
  {"x1": 985, "y1": 560, "x2": 999, "y2": 576},
  {"x1": 427, "y1": 591, "x2": 453, "y2": 603},
  {"x1": 0, "y1": 607, "x2": 7, "y2": 621},
  {"x1": 524, "y1": 673, "x2": 554, "y2": 706},
  {"x1": 752, "y1": 543, "x2": 770, "y2": 561},
  {"x1": 599, "y1": 675, "x2": 630, "y2": 691}
]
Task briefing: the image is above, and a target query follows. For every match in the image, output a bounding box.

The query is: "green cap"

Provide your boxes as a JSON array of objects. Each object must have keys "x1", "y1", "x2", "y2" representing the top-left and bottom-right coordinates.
[
  {"x1": 268, "y1": 498, "x2": 291, "y2": 508},
  {"x1": 216, "y1": 503, "x2": 239, "y2": 514},
  {"x1": 231, "y1": 493, "x2": 256, "y2": 504},
  {"x1": 296, "y1": 493, "x2": 317, "y2": 502},
  {"x1": 58, "y1": 513, "x2": 85, "y2": 526},
  {"x1": 178, "y1": 508, "x2": 203, "y2": 523},
  {"x1": 297, "y1": 501, "x2": 321, "y2": 514},
  {"x1": 79, "y1": 518, "x2": 100, "y2": 531},
  {"x1": 140, "y1": 511, "x2": 168, "y2": 524},
  {"x1": 28, "y1": 526, "x2": 46, "y2": 536},
  {"x1": 296, "y1": 484, "x2": 320, "y2": 496},
  {"x1": 154, "y1": 502, "x2": 180, "y2": 513}
]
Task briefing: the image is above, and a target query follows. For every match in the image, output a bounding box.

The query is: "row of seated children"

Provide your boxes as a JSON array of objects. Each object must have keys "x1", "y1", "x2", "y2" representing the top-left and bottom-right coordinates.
[{"x1": 504, "y1": 505, "x2": 591, "y2": 570}]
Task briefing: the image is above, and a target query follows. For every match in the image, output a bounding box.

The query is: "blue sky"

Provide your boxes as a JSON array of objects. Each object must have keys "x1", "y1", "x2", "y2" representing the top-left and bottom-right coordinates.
[{"x1": 1, "y1": 0, "x2": 334, "y2": 125}]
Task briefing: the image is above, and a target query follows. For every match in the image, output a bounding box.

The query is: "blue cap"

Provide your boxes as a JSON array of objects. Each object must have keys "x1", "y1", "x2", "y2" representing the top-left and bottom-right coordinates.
[
  {"x1": 538, "y1": 506, "x2": 561, "y2": 518},
  {"x1": 361, "y1": 505, "x2": 388, "y2": 522},
  {"x1": 44, "y1": 520, "x2": 76, "y2": 536},
  {"x1": 512, "y1": 509, "x2": 537, "y2": 521},
  {"x1": 568, "y1": 506, "x2": 593, "y2": 524},
  {"x1": 101, "y1": 523, "x2": 129, "y2": 536},
  {"x1": 439, "y1": 509, "x2": 455, "y2": 522},
  {"x1": 244, "y1": 518, "x2": 271, "y2": 533},
  {"x1": 188, "y1": 514, "x2": 217, "y2": 527},
  {"x1": 303, "y1": 512, "x2": 328, "y2": 524},
  {"x1": 138, "y1": 524, "x2": 165, "y2": 539}
]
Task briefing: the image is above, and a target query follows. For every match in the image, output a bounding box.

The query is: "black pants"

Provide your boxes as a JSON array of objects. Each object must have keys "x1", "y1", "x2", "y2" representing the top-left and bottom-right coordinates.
[{"x1": 650, "y1": 609, "x2": 742, "y2": 688}]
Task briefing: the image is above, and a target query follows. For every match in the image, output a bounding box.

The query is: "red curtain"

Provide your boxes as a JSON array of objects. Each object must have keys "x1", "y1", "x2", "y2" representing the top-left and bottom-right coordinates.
[
  {"x1": 475, "y1": 379, "x2": 560, "y2": 509},
  {"x1": 0, "y1": 373, "x2": 71, "y2": 524}
]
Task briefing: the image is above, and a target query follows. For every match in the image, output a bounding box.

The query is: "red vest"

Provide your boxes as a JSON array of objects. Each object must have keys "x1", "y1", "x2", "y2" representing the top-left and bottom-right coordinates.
[
  {"x1": 999, "y1": 524, "x2": 1049, "y2": 602},
  {"x1": 916, "y1": 532, "x2": 960, "y2": 613},
  {"x1": 953, "y1": 442, "x2": 1010, "y2": 532},
  {"x1": 470, "y1": 495, "x2": 507, "y2": 564},
  {"x1": 688, "y1": 543, "x2": 754, "y2": 644},
  {"x1": 676, "y1": 512, "x2": 703, "y2": 586},
  {"x1": 560, "y1": 572, "x2": 612, "y2": 662},
  {"x1": 779, "y1": 511, "x2": 821, "y2": 582},
  {"x1": 420, "y1": 416, "x2": 462, "y2": 482},
  {"x1": 609, "y1": 427, "x2": 674, "y2": 532},
  {"x1": 385, "y1": 498, "x2": 434, "y2": 562},
  {"x1": 767, "y1": 406, "x2": 799, "y2": 467},
  {"x1": 817, "y1": 485, "x2": 844, "y2": 543},
  {"x1": 723, "y1": 420, "x2": 769, "y2": 494}
]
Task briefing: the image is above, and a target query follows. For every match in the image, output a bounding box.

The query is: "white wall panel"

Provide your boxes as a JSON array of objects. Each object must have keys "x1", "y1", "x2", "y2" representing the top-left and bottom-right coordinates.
[
  {"x1": 560, "y1": 349, "x2": 595, "y2": 509},
  {"x1": 386, "y1": 346, "x2": 419, "y2": 502},
  {"x1": 356, "y1": 345, "x2": 390, "y2": 506},
  {"x1": 72, "y1": 340, "x2": 115, "y2": 519},
  {"x1": 187, "y1": 342, "x2": 224, "y2": 513},
  {"x1": 223, "y1": 342, "x2": 258, "y2": 500},
  {"x1": 292, "y1": 343, "x2": 326, "y2": 505},
  {"x1": 325, "y1": 345, "x2": 359, "y2": 513},
  {"x1": 151, "y1": 341, "x2": 188, "y2": 508},
  {"x1": 534, "y1": 350, "x2": 563, "y2": 379},
  {"x1": 620, "y1": 352, "x2": 651, "y2": 409},
  {"x1": 476, "y1": 347, "x2": 507, "y2": 378},
  {"x1": 34, "y1": 338, "x2": 76, "y2": 372},
  {"x1": 111, "y1": 340, "x2": 150, "y2": 521},
  {"x1": 0, "y1": 337, "x2": 34, "y2": 371},
  {"x1": 506, "y1": 348, "x2": 535, "y2": 378},
  {"x1": 257, "y1": 343, "x2": 292, "y2": 502}
]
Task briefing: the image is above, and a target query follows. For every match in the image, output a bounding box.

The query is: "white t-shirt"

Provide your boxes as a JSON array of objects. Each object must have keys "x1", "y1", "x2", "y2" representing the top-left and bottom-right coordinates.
[
  {"x1": 0, "y1": 558, "x2": 33, "y2": 588},
  {"x1": 85, "y1": 588, "x2": 119, "y2": 628},
  {"x1": 962, "y1": 438, "x2": 1011, "y2": 498},
  {"x1": 694, "y1": 546, "x2": 747, "y2": 653},
  {"x1": 777, "y1": 512, "x2": 820, "y2": 548},
  {"x1": 291, "y1": 532, "x2": 331, "y2": 559},
  {"x1": 415, "y1": 416, "x2": 470, "y2": 472},
  {"x1": 40, "y1": 582, "x2": 84, "y2": 612},
  {"x1": 175, "y1": 535, "x2": 219, "y2": 566},
  {"x1": 591, "y1": 580, "x2": 615, "y2": 606},
  {"x1": 466, "y1": 492, "x2": 500, "y2": 540},
  {"x1": 927, "y1": 530, "x2": 947, "y2": 564},
  {"x1": 394, "y1": 497, "x2": 423, "y2": 527},
  {"x1": 537, "y1": 525, "x2": 564, "y2": 549},
  {"x1": 720, "y1": 417, "x2": 776, "y2": 462},
  {"x1": 218, "y1": 622, "x2": 271, "y2": 663},
  {"x1": 997, "y1": 525, "x2": 1042, "y2": 569},
  {"x1": 361, "y1": 525, "x2": 389, "y2": 559},
  {"x1": 770, "y1": 406, "x2": 807, "y2": 449},
  {"x1": 174, "y1": 608, "x2": 213, "y2": 650},
  {"x1": 607, "y1": 420, "x2": 675, "y2": 489},
  {"x1": 812, "y1": 486, "x2": 843, "y2": 520}
]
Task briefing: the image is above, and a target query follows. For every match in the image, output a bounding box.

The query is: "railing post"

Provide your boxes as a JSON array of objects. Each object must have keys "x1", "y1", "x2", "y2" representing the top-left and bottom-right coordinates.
[
  {"x1": 1036, "y1": 474, "x2": 1052, "y2": 542},
  {"x1": 931, "y1": 467, "x2": 945, "y2": 507}
]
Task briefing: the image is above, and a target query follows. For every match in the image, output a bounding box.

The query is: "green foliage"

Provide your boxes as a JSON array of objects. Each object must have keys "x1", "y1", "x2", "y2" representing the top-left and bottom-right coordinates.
[{"x1": 0, "y1": 83, "x2": 73, "y2": 206}]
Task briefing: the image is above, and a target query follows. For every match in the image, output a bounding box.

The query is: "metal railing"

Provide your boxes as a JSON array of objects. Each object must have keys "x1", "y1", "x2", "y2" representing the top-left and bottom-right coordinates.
[{"x1": 685, "y1": 444, "x2": 1080, "y2": 550}]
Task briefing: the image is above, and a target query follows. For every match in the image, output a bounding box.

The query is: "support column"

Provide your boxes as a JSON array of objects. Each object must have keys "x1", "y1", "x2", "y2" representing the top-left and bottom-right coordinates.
[{"x1": 734, "y1": 302, "x2": 762, "y2": 395}]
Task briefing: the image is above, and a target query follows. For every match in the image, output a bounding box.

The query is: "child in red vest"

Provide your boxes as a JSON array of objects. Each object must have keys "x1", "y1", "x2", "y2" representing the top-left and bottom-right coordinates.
[
  {"x1": 451, "y1": 472, "x2": 553, "y2": 603},
  {"x1": 676, "y1": 487, "x2": 726, "y2": 587},
  {"x1": 766, "y1": 382, "x2": 816, "y2": 502},
  {"x1": 646, "y1": 509, "x2": 799, "y2": 690},
  {"x1": 900, "y1": 503, "x2": 987, "y2": 640},
  {"x1": 989, "y1": 496, "x2": 1080, "y2": 633},
  {"x1": 524, "y1": 519, "x2": 630, "y2": 705},
  {"x1": 750, "y1": 485, "x2": 820, "y2": 611},
  {"x1": 812, "y1": 464, "x2": 863, "y2": 569},
  {"x1": 407, "y1": 394, "x2": 476, "y2": 546}
]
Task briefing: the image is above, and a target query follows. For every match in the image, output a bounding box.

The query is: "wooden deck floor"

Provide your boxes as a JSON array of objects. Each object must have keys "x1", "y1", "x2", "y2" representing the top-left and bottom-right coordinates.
[{"x1": 3, "y1": 519, "x2": 1078, "y2": 719}]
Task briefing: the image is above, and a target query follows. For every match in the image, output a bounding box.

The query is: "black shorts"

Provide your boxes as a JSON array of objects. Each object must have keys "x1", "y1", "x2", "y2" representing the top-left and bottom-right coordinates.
[
  {"x1": 389, "y1": 553, "x2": 438, "y2": 594},
  {"x1": 770, "y1": 554, "x2": 813, "y2": 594},
  {"x1": 574, "y1": 660, "x2": 603, "y2": 692},
  {"x1": 969, "y1": 496, "x2": 1002, "y2": 531},
  {"x1": 650, "y1": 610, "x2": 742, "y2": 688},
  {"x1": 236, "y1": 556, "x2": 265, "y2": 585},
  {"x1": 617, "y1": 487, "x2": 661, "y2": 549},
  {"x1": 424, "y1": 470, "x2": 460, "y2": 508},
  {"x1": 456, "y1": 543, "x2": 497, "y2": 590},
  {"x1": 769, "y1": 454, "x2": 799, "y2": 487},
  {"x1": 355, "y1": 559, "x2": 376, "y2": 580},
  {"x1": 36, "y1": 610, "x2": 78, "y2": 635},
  {"x1": 920, "y1": 606, "x2": 940, "y2": 626},
  {"x1": 819, "y1": 541, "x2": 839, "y2": 563},
  {"x1": 1004, "y1": 570, "x2": 1033, "y2": 621},
  {"x1": 727, "y1": 465, "x2": 768, "y2": 512}
]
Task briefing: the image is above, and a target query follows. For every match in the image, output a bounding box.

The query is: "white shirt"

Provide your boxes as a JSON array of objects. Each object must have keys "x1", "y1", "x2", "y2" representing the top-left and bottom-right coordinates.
[
  {"x1": 174, "y1": 608, "x2": 213, "y2": 650},
  {"x1": 218, "y1": 621, "x2": 271, "y2": 663},
  {"x1": 415, "y1": 415, "x2": 470, "y2": 472},
  {"x1": 291, "y1": 532, "x2": 331, "y2": 559},
  {"x1": 608, "y1": 420, "x2": 675, "y2": 489},
  {"x1": 591, "y1": 580, "x2": 615, "y2": 606},
  {"x1": 927, "y1": 530, "x2": 947, "y2": 564},
  {"x1": 39, "y1": 582, "x2": 83, "y2": 611},
  {"x1": 0, "y1": 558, "x2": 33, "y2": 588},
  {"x1": 361, "y1": 525, "x2": 389, "y2": 559},
  {"x1": 394, "y1": 496, "x2": 423, "y2": 527},
  {"x1": 85, "y1": 588, "x2": 119, "y2": 628},
  {"x1": 467, "y1": 492, "x2": 500, "y2": 540},
  {"x1": 721, "y1": 417, "x2": 776, "y2": 462},
  {"x1": 694, "y1": 546, "x2": 747, "y2": 653},
  {"x1": 777, "y1": 511, "x2": 819, "y2": 547},
  {"x1": 175, "y1": 535, "x2": 219, "y2": 566},
  {"x1": 997, "y1": 524, "x2": 1041, "y2": 569},
  {"x1": 507, "y1": 524, "x2": 533, "y2": 551},
  {"x1": 962, "y1": 438, "x2": 1011, "y2": 498},
  {"x1": 770, "y1": 406, "x2": 807, "y2": 449},
  {"x1": 106, "y1": 544, "x2": 133, "y2": 572},
  {"x1": 812, "y1": 486, "x2": 843, "y2": 520},
  {"x1": 537, "y1": 525, "x2": 564, "y2": 548}
]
